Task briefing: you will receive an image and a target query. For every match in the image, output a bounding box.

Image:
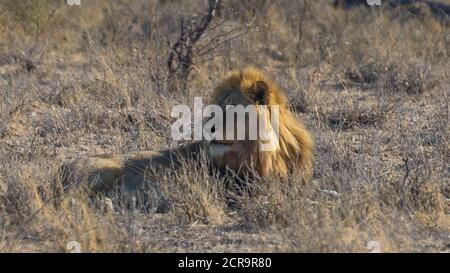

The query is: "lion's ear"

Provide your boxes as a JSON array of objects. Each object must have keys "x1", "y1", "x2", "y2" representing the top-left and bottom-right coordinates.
[{"x1": 251, "y1": 81, "x2": 270, "y2": 105}]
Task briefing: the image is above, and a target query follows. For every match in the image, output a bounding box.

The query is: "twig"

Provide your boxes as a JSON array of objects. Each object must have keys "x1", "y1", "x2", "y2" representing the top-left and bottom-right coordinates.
[
  {"x1": 167, "y1": 0, "x2": 221, "y2": 87},
  {"x1": 296, "y1": 0, "x2": 308, "y2": 64}
]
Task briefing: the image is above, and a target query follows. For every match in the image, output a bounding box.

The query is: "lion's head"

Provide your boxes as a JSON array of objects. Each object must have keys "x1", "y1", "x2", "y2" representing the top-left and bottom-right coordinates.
[{"x1": 206, "y1": 67, "x2": 314, "y2": 179}]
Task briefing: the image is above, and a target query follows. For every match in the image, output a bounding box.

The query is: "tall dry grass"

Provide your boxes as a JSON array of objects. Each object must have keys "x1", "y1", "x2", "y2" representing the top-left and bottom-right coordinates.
[{"x1": 0, "y1": 0, "x2": 449, "y2": 252}]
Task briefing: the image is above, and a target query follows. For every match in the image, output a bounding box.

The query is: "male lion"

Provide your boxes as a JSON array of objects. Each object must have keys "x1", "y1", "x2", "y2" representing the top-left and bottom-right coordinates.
[{"x1": 60, "y1": 67, "x2": 314, "y2": 195}]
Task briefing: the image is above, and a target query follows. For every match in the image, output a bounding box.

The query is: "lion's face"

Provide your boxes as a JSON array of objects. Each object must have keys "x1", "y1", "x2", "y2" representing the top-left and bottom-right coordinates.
[
  {"x1": 205, "y1": 67, "x2": 314, "y2": 179},
  {"x1": 206, "y1": 68, "x2": 287, "y2": 177},
  {"x1": 207, "y1": 88, "x2": 268, "y2": 174}
]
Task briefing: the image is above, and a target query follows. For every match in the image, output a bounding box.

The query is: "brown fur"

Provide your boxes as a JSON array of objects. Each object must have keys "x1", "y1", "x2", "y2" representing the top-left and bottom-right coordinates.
[
  {"x1": 60, "y1": 67, "x2": 314, "y2": 193},
  {"x1": 208, "y1": 67, "x2": 314, "y2": 179}
]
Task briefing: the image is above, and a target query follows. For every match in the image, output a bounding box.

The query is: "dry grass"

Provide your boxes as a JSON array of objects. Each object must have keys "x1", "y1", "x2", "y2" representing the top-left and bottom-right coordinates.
[{"x1": 0, "y1": 0, "x2": 449, "y2": 252}]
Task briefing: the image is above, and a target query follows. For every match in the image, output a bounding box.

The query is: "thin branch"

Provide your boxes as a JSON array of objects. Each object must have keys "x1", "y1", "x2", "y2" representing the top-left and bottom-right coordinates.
[{"x1": 167, "y1": 0, "x2": 220, "y2": 83}]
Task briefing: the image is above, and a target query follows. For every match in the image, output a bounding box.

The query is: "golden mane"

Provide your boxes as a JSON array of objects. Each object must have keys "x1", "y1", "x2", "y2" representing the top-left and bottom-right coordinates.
[{"x1": 210, "y1": 67, "x2": 314, "y2": 178}]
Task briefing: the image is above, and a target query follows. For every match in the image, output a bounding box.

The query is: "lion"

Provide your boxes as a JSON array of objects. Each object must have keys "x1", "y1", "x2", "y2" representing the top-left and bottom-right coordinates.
[{"x1": 60, "y1": 67, "x2": 314, "y2": 195}]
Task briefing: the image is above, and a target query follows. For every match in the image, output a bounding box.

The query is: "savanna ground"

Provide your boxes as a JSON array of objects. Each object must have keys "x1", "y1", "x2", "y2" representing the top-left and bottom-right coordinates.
[{"x1": 0, "y1": 0, "x2": 449, "y2": 252}]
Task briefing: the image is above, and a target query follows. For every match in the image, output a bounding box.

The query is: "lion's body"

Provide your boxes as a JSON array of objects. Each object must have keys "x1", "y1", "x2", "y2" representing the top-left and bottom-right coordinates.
[
  {"x1": 61, "y1": 67, "x2": 314, "y2": 194},
  {"x1": 61, "y1": 142, "x2": 204, "y2": 193}
]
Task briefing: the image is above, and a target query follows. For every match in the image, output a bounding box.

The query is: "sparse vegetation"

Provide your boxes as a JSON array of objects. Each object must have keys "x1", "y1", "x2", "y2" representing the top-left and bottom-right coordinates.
[{"x1": 0, "y1": 0, "x2": 449, "y2": 252}]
